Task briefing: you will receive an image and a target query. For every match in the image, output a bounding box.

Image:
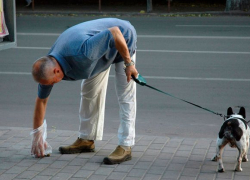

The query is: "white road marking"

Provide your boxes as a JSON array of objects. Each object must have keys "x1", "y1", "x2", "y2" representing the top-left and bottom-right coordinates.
[
  {"x1": 0, "y1": 72, "x2": 31, "y2": 75},
  {"x1": 138, "y1": 35, "x2": 250, "y2": 39},
  {"x1": 138, "y1": 49, "x2": 250, "y2": 54},
  {"x1": 17, "y1": 33, "x2": 250, "y2": 40},
  {"x1": 15, "y1": 46, "x2": 50, "y2": 50},
  {"x1": 176, "y1": 25, "x2": 250, "y2": 28},
  {"x1": 17, "y1": 33, "x2": 61, "y2": 36},
  {"x1": 1, "y1": 72, "x2": 248, "y2": 82},
  {"x1": 141, "y1": 76, "x2": 250, "y2": 82},
  {"x1": 14, "y1": 46, "x2": 250, "y2": 54}
]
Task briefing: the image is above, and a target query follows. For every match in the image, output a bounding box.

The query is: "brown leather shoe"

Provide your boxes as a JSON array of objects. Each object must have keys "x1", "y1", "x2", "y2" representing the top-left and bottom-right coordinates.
[
  {"x1": 59, "y1": 138, "x2": 95, "y2": 154},
  {"x1": 103, "y1": 145, "x2": 132, "y2": 165}
]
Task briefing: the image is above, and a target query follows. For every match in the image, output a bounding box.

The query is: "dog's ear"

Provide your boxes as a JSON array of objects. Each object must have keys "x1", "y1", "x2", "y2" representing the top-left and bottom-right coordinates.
[
  {"x1": 227, "y1": 107, "x2": 233, "y2": 116},
  {"x1": 239, "y1": 107, "x2": 246, "y2": 119}
]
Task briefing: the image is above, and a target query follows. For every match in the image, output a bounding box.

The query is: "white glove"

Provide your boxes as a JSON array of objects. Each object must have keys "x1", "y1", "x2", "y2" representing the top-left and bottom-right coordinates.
[{"x1": 30, "y1": 120, "x2": 52, "y2": 158}]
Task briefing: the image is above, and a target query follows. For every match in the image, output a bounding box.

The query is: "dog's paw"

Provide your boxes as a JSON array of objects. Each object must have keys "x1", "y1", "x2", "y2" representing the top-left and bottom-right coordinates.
[
  {"x1": 218, "y1": 168, "x2": 225, "y2": 173},
  {"x1": 235, "y1": 168, "x2": 243, "y2": 172},
  {"x1": 211, "y1": 156, "x2": 218, "y2": 162},
  {"x1": 242, "y1": 157, "x2": 248, "y2": 162}
]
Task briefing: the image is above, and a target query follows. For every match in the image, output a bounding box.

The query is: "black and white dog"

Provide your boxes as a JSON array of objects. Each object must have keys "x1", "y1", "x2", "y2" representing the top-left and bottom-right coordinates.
[{"x1": 212, "y1": 107, "x2": 249, "y2": 172}]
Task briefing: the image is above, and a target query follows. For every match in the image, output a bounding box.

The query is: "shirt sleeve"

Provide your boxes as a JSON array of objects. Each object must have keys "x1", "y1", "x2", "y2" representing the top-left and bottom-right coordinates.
[
  {"x1": 38, "y1": 84, "x2": 53, "y2": 99},
  {"x1": 82, "y1": 29, "x2": 115, "y2": 61}
]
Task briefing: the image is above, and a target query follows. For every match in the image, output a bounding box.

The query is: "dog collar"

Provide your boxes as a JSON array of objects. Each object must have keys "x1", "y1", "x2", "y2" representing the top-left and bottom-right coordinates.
[{"x1": 226, "y1": 117, "x2": 248, "y2": 129}]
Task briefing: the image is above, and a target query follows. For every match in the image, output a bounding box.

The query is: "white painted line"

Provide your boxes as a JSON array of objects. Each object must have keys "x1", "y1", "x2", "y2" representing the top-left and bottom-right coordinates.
[
  {"x1": 1, "y1": 72, "x2": 249, "y2": 82},
  {"x1": 176, "y1": 25, "x2": 250, "y2": 28},
  {"x1": 138, "y1": 49, "x2": 250, "y2": 55},
  {"x1": 190, "y1": 123, "x2": 217, "y2": 127},
  {"x1": 14, "y1": 46, "x2": 250, "y2": 55},
  {"x1": 0, "y1": 72, "x2": 31, "y2": 75},
  {"x1": 111, "y1": 75, "x2": 250, "y2": 82},
  {"x1": 17, "y1": 33, "x2": 60, "y2": 36},
  {"x1": 15, "y1": 47, "x2": 50, "y2": 50},
  {"x1": 17, "y1": 33, "x2": 250, "y2": 40},
  {"x1": 141, "y1": 76, "x2": 250, "y2": 82},
  {"x1": 138, "y1": 35, "x2": 250, "y2": 39}
]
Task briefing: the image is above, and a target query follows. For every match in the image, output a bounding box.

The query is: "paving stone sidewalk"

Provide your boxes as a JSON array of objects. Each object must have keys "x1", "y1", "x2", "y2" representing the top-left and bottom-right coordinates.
[{"x1": 0, "y1": 126, "x2": 250, "y2": 180}]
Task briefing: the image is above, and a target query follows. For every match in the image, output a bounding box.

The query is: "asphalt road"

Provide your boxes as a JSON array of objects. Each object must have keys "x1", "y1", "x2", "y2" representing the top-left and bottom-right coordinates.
[{"x1": 0, "y1": 15, "x2": 250, "y2": 139}]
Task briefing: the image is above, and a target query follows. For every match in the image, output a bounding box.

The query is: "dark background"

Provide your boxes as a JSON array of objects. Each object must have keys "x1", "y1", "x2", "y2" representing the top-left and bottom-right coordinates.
[{"x1": 16, "y1": 0, "x2": 226, "y2": 6}]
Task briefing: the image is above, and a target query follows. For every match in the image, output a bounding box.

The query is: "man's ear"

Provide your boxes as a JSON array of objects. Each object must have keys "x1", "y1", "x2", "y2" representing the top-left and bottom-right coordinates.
[{"x1": 53, "y1": 68, "x2": 60, "y2": 74}]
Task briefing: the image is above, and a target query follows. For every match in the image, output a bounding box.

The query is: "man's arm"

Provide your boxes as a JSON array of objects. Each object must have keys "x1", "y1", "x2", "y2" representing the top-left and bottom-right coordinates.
[
  {"x1": 33, "y1": 97, "x2": 48, "y2": 129},
  {"x1": 31, "y1": 97, "x2": 49, "y2": 157},
  {"x1": 108, "y1": 26, "x2": 138, "y2": 82}
]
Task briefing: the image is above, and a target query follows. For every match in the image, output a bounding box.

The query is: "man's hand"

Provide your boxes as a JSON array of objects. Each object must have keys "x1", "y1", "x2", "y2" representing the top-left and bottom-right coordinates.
[
  {"x1": 30, "y1": 120, "x2": 52, "y2": 158},
  {"x1": 125, "y1": 65, "x2": 138, "y2": 82},
  {"x1": 31, "y1": 130, "x2": 46, "y2": 158}
]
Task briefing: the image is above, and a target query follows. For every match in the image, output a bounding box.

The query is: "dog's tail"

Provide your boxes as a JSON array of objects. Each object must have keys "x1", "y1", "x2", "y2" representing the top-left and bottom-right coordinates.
[{"x1": 224, "y1": 131, "x2": 233, "y2": 140}]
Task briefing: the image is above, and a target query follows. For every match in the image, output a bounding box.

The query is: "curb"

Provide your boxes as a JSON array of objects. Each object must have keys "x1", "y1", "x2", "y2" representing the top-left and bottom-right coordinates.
[{"x1": 16, "y1": 10, "x2": 250, "y2": 17}]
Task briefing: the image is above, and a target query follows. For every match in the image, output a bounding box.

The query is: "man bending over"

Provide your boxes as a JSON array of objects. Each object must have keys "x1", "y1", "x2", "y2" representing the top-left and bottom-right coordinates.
[{"x1": 31, "y1": 18, "x2": 138, "y2": 165}]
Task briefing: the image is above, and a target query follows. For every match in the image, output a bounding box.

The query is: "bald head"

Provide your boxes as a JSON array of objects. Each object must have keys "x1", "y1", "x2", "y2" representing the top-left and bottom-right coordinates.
[{"x1": 32, "y1": 56, "x2": 56, "y2": 83}]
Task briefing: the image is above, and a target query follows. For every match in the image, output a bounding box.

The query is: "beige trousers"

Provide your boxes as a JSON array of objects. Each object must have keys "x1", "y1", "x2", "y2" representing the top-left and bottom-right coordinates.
[{"x1": 79, "y1": 53, "x2": 136, "y2": 146}]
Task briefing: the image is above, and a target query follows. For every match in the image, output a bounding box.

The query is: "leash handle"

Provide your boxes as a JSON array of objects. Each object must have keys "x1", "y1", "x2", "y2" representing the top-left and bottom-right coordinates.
[{"x1": 132, "y1": 74, "x2": 147, "y2": 86}]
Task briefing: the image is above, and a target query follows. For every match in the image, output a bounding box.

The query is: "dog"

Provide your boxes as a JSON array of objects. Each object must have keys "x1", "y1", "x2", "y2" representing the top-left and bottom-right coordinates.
[{"x1": 212, "y1": 107, "x2": 249, "y2": 172}]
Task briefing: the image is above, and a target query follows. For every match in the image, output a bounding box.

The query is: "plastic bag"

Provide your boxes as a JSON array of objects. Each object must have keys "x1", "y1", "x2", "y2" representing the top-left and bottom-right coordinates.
[{"x1": 30, "y1": 120, "x2": 52, "y2": 157}]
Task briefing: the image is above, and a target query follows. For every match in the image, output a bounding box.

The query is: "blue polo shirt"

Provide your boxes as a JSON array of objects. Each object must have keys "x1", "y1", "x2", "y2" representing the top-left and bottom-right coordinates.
[{"x1": 38, "y1": 18, "x2": 137, "y2": 99}]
